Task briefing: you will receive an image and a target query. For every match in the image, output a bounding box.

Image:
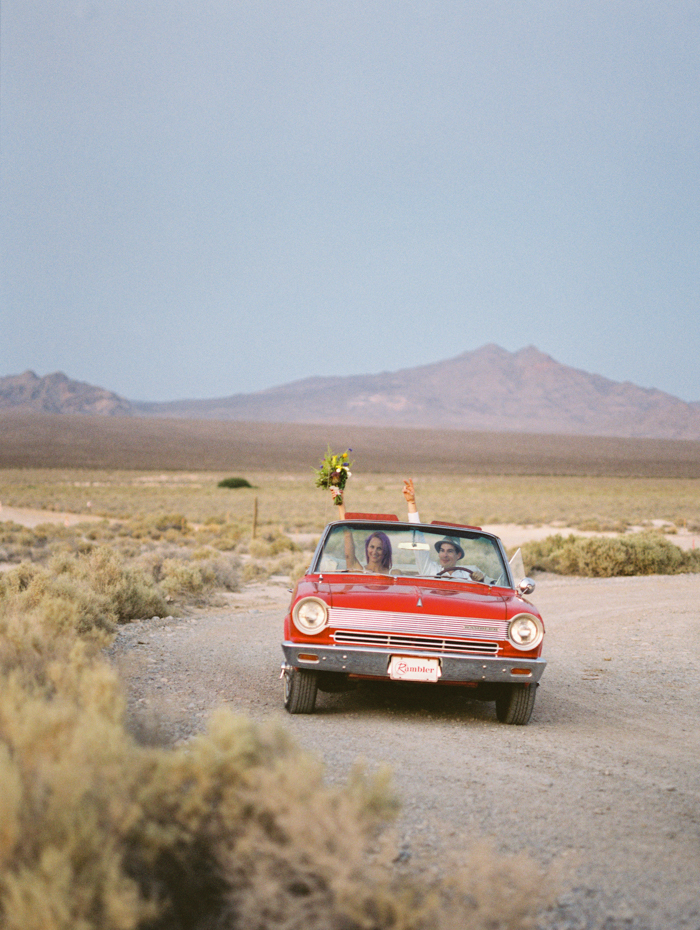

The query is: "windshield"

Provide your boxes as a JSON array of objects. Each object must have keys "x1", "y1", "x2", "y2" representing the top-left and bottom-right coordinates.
[{"x1": 315, "y1": 522, "x2": 510, "y2": 587}]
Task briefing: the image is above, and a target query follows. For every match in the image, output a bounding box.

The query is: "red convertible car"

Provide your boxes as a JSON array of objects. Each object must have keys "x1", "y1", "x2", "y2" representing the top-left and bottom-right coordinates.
[{"x1": 281, "y1": 513, "x2": 546, "y2": 725}]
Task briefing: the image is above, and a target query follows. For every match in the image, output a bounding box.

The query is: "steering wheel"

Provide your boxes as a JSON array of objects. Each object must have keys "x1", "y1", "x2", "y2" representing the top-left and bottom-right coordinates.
[{"x1": 437, "y1": 567, "x2": 485, "y2": 581}]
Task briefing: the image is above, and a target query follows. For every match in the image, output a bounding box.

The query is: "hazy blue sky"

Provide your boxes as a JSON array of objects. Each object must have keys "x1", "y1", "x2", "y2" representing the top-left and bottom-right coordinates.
[{"x1": 2, "y1": 0, "x2": 698, "y2": 403}]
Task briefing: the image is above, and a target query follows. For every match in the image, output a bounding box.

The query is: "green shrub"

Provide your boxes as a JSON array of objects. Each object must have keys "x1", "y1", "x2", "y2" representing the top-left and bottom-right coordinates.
[
  {"x1": 218, "y1": 476, "x2": 253, "y2": 489},
  {"x1": 521, "y1": 532, "x2": 700, "y2": 577}
]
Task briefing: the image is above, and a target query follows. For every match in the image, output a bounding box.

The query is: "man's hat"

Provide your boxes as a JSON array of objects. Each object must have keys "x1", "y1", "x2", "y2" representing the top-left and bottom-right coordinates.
[{"x1": 434, "y1": 537, "x2": 465, "y2": 560}]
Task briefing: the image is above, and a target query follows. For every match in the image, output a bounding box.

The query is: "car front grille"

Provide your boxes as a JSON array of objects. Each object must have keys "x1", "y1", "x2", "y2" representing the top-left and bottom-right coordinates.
[
  {"x1": 328, "y1": 606, "x2": 507, "y2": 645},
  {"x1": 333, "y1": 630, "x2": 499, "y2": 656}
]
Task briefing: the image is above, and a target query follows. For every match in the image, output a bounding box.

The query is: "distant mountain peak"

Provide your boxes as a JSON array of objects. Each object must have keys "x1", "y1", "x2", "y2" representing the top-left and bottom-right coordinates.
[{"x1": 0, "y1": 370, "x2": 134, "y2": 416}]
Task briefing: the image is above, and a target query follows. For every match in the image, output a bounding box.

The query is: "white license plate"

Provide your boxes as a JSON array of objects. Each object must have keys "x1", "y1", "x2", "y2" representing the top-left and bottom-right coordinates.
[{"x1": 388, "y1": 656, "x2": 442, "y2": 682}]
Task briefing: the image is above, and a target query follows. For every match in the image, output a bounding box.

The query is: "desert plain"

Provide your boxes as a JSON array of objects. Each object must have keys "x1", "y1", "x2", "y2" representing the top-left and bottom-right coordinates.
[{"x1": 1, "y1": 414, "x2": 699, "y2": 930}]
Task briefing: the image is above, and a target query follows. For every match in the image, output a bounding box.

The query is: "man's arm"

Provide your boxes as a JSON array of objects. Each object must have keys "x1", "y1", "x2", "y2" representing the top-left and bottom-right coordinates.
[
  {"x1": 402, "y1": 479, "x2": 436, "y2": 574},
  {"x1": 403, "y1": 478, "x2": 421, "y2": 523}
]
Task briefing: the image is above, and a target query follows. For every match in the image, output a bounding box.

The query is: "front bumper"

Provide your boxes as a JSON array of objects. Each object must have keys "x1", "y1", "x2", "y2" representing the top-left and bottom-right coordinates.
[{"x1": 281, "y1": 641, "x2": 546, "y2": 684}]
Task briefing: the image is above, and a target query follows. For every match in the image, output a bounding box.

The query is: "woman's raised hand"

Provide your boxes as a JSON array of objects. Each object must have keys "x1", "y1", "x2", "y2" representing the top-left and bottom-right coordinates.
[{"x1": 331, "y1": 486, "x2": 347, "y2": 519}]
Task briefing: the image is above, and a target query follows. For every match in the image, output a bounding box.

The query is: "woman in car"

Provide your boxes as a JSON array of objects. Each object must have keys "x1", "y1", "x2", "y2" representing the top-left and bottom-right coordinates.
[{"x1": 330, "y1": 487, "x2": 393, "y2": 573}]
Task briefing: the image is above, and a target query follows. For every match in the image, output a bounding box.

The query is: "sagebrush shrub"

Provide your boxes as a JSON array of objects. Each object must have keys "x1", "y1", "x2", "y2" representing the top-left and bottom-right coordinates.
[
  {"x1": 122, "y1": 514, "x2": 191, "y2": 541},
  {"x1": 521, "y1": 532, "x2": 700, "y2": 577},
  {"x1": 157, "y1": 552, "x2": 239, "y2": 598},
  {"x1": 194, "y1": 521, "x2": 244, "y2": 550},
  {"x1": 0, "y1": 549, "x2": 558, "y2": 930},
  {"x1": 242, "y1": 560, "x2": 271, "y2": 583},
  {"x1": 0, "y1": 548, "x2": 167, "y2": 634},
  {"x1": 0, "y1": 517, "x2": 242, "y2": 607},
  {"x1": 88, "y1": 548, "x2": 168, "y2": 622},
  {"x1": 249, "y1": 531, "x2": 298, "y2": 559},
  {"x1": 159, "y1": 558, "x2": 205, "y2": 596}
]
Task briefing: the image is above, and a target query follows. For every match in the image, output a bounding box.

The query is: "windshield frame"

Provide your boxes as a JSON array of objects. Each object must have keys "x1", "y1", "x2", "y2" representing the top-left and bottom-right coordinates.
[{"x1": 310, "y1": 519, "x2": 514, "y2": 588}]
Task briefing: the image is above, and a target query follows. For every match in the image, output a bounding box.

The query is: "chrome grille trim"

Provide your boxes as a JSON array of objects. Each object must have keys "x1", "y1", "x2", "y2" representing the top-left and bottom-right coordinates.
[
  {"x1": 333, "y1": 630, "x2": 499, "y2": 655},
  {"x1": 328, "y1": 606, "x2": 507, "y2": 640}
]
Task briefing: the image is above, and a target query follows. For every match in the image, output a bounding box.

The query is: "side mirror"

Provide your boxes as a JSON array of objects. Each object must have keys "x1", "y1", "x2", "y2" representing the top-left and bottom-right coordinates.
[{"x1": 517, "y1": 577, "x2": 536, "y2": 596}]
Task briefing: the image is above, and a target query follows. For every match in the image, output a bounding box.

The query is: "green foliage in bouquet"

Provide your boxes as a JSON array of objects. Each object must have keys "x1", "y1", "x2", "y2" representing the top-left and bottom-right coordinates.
[{"x1": 313, "y1": 446, "x2": 353, "y2": 505}]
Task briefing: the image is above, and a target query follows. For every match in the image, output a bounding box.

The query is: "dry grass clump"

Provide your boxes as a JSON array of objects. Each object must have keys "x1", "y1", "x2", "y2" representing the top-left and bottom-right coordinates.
[
  {"x1": 521, "y1": 532, "x2": 700, "y2": 577},
  {"x1": 0, "y1": 516, "x2": 244, "y2": 608},
  {"x1": 248, "y1": 528, "x2": 299, "y2": 559},
  {"x1": 117, "y1": 513, "x2": 192, "y2": 541},
  {"x1": 0, "y1": 548, "x2": 167, "y2": 634},
  {"x1": 193, "y1": 519, "x2": 244, "y2": 551},
  {"x1": 0, "y1": 520, "x2": 78, "y2": 565},
  {"x1": 241, "y1": 560, "x2": 273, "y2": 584},
  {"x1": 0, "y1": 600, "x2": 558, "y2": 930},
  {"x1": 156, "y1": 555, "x2": 239, "y2": 600}
]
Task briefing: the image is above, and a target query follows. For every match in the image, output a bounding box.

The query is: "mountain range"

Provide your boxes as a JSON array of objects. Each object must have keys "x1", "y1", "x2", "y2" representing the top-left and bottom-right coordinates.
[{"x1": 2, "y1": 345, "x2": 699, "y2": 441}]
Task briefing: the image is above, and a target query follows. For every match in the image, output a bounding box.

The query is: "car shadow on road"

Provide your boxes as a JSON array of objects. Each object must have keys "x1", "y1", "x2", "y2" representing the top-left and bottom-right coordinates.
[{"x1": 314, "y1": 680, "x2": 499, "y2": 723}]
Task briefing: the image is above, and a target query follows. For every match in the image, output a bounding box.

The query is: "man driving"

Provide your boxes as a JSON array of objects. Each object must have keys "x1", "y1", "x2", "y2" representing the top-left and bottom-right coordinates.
[{"x1": 435, "y1": 537, "x2": 465, "y2": 575}]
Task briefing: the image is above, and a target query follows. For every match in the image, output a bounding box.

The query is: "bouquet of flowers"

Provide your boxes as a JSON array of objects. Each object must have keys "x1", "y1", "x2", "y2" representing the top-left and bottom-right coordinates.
[{"x1": 314, "y1": 446, "x2": 353, "y2": 505}]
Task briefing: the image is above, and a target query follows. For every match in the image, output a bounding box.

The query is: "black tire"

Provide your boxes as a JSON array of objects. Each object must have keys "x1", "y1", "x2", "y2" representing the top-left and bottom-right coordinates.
[
  {"x1": 283, "y1": 667, "x2": 318, "y2": 714},
  {"x1": 495, "y1": 683, "x2": 537, "y2": 725}
]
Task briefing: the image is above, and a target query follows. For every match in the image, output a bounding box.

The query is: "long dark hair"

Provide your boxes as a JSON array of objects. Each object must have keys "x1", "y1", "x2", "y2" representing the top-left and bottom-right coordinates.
[{"x1": 365, "y1": 531, "x2": 392, "y2": 570}]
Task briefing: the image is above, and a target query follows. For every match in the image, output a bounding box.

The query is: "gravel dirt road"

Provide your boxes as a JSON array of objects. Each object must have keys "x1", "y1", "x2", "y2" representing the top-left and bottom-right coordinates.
[{"x1": 110, "y1": 572, "x2": 700, "y2": 930}]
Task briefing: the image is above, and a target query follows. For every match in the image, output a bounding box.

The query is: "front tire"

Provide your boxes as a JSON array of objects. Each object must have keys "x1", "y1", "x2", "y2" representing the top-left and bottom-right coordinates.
[
  {"x1": 284, "y1": 667, "x2": 318, "y2": 714},
  {"x1": 495, "y1": 683, "x2": 537, "y2": 725}
]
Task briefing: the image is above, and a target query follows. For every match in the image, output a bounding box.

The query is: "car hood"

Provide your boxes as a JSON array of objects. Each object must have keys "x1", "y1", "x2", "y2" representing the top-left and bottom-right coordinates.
[{"x1": 304, "y1": 575, "x2": 508, "y2": 622}]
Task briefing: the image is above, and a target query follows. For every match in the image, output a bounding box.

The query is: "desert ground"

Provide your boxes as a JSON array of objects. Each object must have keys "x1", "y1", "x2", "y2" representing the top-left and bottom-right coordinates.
[{"x1": 2, "y1": 418, "x2": 699, "y2": 929}]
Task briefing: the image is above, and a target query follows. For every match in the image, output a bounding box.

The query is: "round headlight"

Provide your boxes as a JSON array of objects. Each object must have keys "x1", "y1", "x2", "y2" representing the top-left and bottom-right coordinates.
[
  {"x1": 292, "y1": 597, "x2": 329, "y2": 634},
  {"x1": 507, "y1": 613, "x2": 544, "y2": 651}
]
